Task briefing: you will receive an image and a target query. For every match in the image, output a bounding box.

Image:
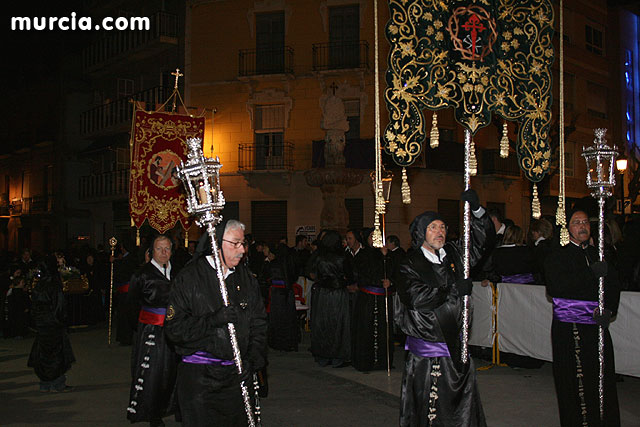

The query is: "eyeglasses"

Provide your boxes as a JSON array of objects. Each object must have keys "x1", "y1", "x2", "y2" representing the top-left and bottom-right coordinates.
[
  {"x1": 222, "y1": 239, "x2": 245, "y2": 248},
  {"x1": 427, "y1": 223, "x2": 448, "y2": 232}
]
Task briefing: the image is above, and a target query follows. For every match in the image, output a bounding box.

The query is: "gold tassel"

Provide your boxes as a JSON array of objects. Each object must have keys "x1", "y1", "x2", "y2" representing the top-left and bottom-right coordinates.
[
  {"x1": 531, "y1": 183, "x2": 541, "y2": 219},
  {"x1": 184, "y1": 228, "x2": 189, "y2": 248},
  {"x1": 560, "y1": 226, "x2": 570, "y2": 246},
  {"x1": 372, "y1": 214, "x2": 383, "y2": 248},
  {"x1": 401, "y1": 167, "x2": 411, "y2": 204},
  {"x1": 500, "y1": 122, "x2": 509, "y2": 158},
  {"x1": 136, "y1": 228, "x2": 140, "y2": 247},
  {"x1": 469, "y1": 140, "x2": 478, "y2": 176},
  {"x1": 556, "y1": 203, "x2": 569, "y2": 246},
  {"x1": 430, "y1": 112, "x2": 439, "y2": 148},
  {"x1": 376, "y1": 184, "x2": 386, "y2": 216}
]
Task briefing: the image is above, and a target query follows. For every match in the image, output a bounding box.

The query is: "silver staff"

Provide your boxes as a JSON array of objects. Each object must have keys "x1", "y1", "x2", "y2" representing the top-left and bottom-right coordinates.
[
  {"x1": 177, "y1": 138, "x2": 256, "y2": 427},
  {"x1": 461, "y1": 129, "x2": 472, "y2": 363},
  {"x1": 581, "y1": 128, "x2": 617, "y2": 421},
  {"x1": 108, "y1": 236, "x2": 117, "y2": 346}
]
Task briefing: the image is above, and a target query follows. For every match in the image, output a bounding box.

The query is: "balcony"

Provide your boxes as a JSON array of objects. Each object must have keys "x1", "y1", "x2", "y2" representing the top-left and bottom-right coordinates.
[
  {"x1": 238, "y1": 142, "x2": 294, "y2": 172},
  {"x1": 80, "y1": 86, "x2": 172, "y2": 136},
  {"x1": 82, "y1": 12, "x2": 179, "y2": 73},
  {"x1": 8, "y1": 196, "x2": 54, "y2": 215},
  {"x1": 239, "y1": 47, "x2": 294, "y2": 77},
  {"x1": 79, "y1": 169, "x2": 130, "y2": 201},
  {"x1": 481, "y1": 149, "x2": 521, "y2": 178},
  {"x1": 312, "y1": 41, "x2": 369, "y2": 71}
]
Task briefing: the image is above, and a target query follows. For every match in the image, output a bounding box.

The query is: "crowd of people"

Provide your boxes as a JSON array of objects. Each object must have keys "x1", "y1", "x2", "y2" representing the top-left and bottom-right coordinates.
[{"x1": 1, "y1": 190, "x2": 637, "y2": 425}]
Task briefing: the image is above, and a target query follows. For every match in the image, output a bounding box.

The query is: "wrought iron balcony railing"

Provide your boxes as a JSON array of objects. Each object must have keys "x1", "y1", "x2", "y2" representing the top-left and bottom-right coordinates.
[
  {"x1": 80, "y1": 86, "x2": 173, "y2": 136},
  {"x1": 239, "y1": 47, "x2": 294, "y2": 76},
  {"x1": 312, "y1": 41, "x2": 369, "y2": 71},
  {"x1": 238, "y1": 142, "x2": 294, "y2": 172},
  {"x1": 82, "y1": 12, "x2": 178, "y2": 71},
  {"x1": 8, "y1": 195, "x2": 54, "y2": 215},
  {"x1": 79, "y1": 169, "x2": 130, "y2": 201}
]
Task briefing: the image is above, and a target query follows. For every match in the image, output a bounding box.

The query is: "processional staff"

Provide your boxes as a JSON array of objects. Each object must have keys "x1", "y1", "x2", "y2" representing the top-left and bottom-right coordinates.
[
  {"x1": 177, "y1": 138, "x2": 258, "y2": 427},
  {"x1": 581, "y1": 128, "x2": 618, "y2": 421},
  {"x1": 108, "y1": 236, "x2": 117, "y2": 346}
]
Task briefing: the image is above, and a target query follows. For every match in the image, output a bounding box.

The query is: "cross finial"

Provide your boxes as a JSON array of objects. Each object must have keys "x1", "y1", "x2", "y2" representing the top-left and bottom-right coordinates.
[
  {"x1": 171, "y1": 68, "x2": 184, "y2": 90},
  {"x1": 329, "y1": 81, "x2": 338, "y2": 95}
]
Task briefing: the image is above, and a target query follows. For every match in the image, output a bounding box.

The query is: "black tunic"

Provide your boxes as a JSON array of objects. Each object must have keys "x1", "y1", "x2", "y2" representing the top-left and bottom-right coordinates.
[
  {"x1": 351, "y1": 246, "x2": 394, "y2": 372},
  {"x1": 165, "y1": 257, "x2": 267, "y2": 427},
  {"x1": 28, "y1": 276, "x2": 75, "y2": 382},
  {"x1": 266, "y1": 244, "x2": 299, "y2": 351},
  {"x1": 309, "y1": 251, "x2": 351, "y2": 364},
  {"x1": 126, "y1": 262, "x2": 179, "y2": 423},
  {"x1": 544, "y1": 242, "x2": 621, "y2": 427},
  {"x1": 114, "y1": 253, "x2": 138, "y2": 345},
  {"x1": 394, "y1": 212, "x2": 491, "y2": 427}
]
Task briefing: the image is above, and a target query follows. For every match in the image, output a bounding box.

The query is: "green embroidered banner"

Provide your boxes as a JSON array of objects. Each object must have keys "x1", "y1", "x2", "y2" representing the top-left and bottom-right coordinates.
[{"x1": 384, "y1": 0, "x2": 554, "y2": 182}]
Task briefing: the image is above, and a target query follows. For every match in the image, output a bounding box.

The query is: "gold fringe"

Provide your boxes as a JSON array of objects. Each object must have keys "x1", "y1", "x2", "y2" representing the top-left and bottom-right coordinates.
[
  {"x1": 500, "y1": 122, "x2": 509, "y2": 158},
  {"x1": 184, "y1": 229, "x2": 189, "y2": 248},
  {"x1": 469, "y1": 140, "x2": 478, "y2": 176},
  {"x1": 136, "y1": 228, "x2": 140, "y2": 247},
  {"x1": 401, "y1": 167, "x2": 411, "y2": 204},
  {"x1": 560, "y1": 226, "x2": 570, "y2": 246},
  {"x1": 532, "y1": 183, "x2": 541, "y2": 219},
  {"x1": 430, "y1": 112, "x2": 439, "y2": 148}
]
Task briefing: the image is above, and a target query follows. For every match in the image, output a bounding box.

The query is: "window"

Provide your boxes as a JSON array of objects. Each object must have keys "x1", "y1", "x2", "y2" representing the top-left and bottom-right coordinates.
[
  {"x1": 117, "y1": 78, "x2": 134, "y2": 99},
  {"x1": 329, "y1": 5, "x2": 360, "y2": 68},
  {"x1": 256, "y1": 11, "x2": 285, "y2": 74},
  {"x1": 344, "y1": 99, "x2": 360, "y2": 140},
  {"x1": 586, "y1": 81, "x2": 607, "y2": 119},
  {"x1": 251, "y1": 201, "x2": 287, "y2": 247},
  {"x1": 254, "y1": 105, "x2": 285, "y2": 169},
  {"x1": 562, "y1": 73, "x2": 575, "y2": 111},
  {"x1": 624, "y1": 49, "x2": 633, "y2": 90},
  {"x1": 565, "y1": 151, "x2": 574, "y2": 177},
  {"x1": 585, "y1": 24, "x2": 604, "y2": 56},
  {"x1": 346, "y1": 198, "x2": 363, "y2": 230}
]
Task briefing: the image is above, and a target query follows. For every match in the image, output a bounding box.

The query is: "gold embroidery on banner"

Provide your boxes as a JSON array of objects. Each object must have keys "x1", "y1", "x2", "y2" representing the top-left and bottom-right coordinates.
[{"x1": 383, "y1": 0, "x2": 554, "y2": 182}]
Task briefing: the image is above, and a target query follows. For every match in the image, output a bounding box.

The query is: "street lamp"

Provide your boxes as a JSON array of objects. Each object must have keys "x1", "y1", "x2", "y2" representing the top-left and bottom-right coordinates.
[{"x1": 616, "y1": 154, "x2": 628, "y2": 222}]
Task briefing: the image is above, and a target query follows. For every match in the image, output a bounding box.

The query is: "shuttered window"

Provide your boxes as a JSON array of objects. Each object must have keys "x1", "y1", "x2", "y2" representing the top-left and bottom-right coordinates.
[{"x1": 251, "y1": 201, "x2": 287, "y2": 247}]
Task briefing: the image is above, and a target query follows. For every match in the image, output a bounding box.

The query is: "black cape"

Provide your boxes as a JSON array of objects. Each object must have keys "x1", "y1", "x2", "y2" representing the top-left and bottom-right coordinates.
[
  {"x1": 544, "y1": 242, "x2": 621, "y2": 426},
  {"x1": 394, "y1": 211, "x2": 491, "y2": 427},
  {"x1": 165, "y1": 257, "x2": 267, "y2": 426},
  {"x1": 126, "y1": 262, "x2": 180, "y2": 423},
  {"x1": 309, "y1": 250, "x2": 351, "y2": 364}
]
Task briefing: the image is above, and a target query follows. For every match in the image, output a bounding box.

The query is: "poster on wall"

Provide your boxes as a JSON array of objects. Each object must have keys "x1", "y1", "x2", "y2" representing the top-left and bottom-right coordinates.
[{"x1": 295, "y1": 225, "x2": 317, "y2": 243}]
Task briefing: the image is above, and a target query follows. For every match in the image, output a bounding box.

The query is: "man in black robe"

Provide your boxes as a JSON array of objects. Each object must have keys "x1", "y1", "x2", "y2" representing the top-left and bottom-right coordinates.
[
  {"x1": 113, "y1": 241, "x2": 139, "y2": 345},
  {"x1": 350, "y1": 228, "x2": 394, "y2": 372},
  {"x1": 165, "y1": 220, "x2": 267, "y2": 427},
  {"x1": 394, "y1": 190, "x2": 490, "y2": 427},
  {"x1": 28, "y1": 256, "x2": 75, "y2": 392},
  {"x1": 126, "y1": 235, "x2": 180, "y2": 426},
  {"x1": 544, "y1": 208, "x2": 621, "y2": 426}
]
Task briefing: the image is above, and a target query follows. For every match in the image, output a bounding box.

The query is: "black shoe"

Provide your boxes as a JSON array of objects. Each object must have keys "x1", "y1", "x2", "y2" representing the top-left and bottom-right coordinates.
[
  {"x1": 52, "y1": 385, "x2": 74, "y2": 393},
  {"x1": 150, "y1": 419, "x2": 165, "y2": 427}
]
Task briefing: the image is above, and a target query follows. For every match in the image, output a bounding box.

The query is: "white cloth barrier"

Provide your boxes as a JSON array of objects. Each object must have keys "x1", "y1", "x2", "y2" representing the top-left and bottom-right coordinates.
[
  {"x1": 468, "y1": 284, "x2": 494, "y2": 349},
  {"x1": 469, "y1": 282, "x2": 639, "y2": 377}
]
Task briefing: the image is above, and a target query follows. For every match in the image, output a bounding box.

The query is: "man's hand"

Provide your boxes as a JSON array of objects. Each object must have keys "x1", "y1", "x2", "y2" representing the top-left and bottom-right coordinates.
[
  {"x1": 239, "y1": 360, "x2": 253, "y2": 384},
  {"x1": 382, "y1": 279, "x2": 391, "y2": 289},
  {"x1": 590, "y1": 261, "x2": 608, "y2": 278},
  {"x1": 461, "y1": 189, "x2": 480, "y2": 211},
  {"x1": 593, "y1": 307, "x2": 612, "y2": 328},
  {"x1": 346, "y1": 284, "x2": 358, "y2": 293},
  {"x1": 208, "y1": 305, "x2": 239, "y2": 327},
  {"x1": 480, "y1": 279, "x2": 491, "y2": 288}
]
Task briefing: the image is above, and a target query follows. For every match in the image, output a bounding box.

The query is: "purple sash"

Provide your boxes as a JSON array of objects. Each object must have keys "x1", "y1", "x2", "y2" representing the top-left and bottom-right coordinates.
[
  {"x1": 181, "y1": 351, "x2": 235, "y2": 366},
  {"x1": 501, "y1": 273, "x2": 535, "y2": 284},
  {"x1": 405, "y1": 335, "x2": 450, "y2": 358},
  {"x1": 552, "y1": 298, "x2": 597, "y2": 324}
]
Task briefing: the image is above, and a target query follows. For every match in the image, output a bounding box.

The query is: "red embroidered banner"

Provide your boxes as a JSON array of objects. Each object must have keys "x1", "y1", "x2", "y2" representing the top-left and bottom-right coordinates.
[{"x1": 129, "y1": 110, "x2": 204, "y2": 234}]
